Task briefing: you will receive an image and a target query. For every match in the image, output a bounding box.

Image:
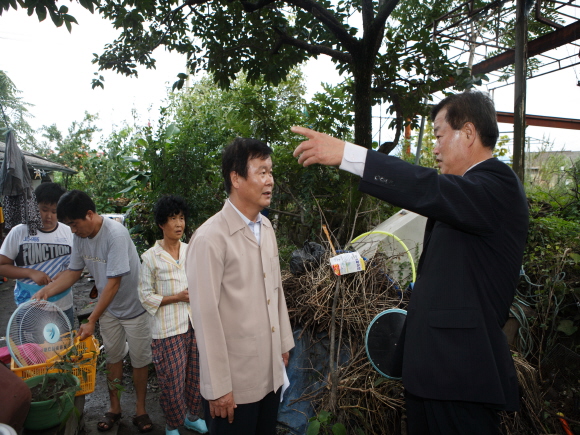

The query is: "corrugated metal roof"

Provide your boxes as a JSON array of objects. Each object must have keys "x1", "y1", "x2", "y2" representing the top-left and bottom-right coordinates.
[{"x1": 0, "y1": 141, "x2": 78, "y2": 175}]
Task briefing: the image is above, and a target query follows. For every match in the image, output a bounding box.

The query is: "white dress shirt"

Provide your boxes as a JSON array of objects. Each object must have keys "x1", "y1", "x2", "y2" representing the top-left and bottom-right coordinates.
[
  {"x1": 339, "y1": 141, "x2": 487, "y2": 177},
  {"x1": 340, "y1": 141, "x2": 367, "y2": 177},
  {"x1": 228, "y1": 199, "x2": 263, "y2": 245}
]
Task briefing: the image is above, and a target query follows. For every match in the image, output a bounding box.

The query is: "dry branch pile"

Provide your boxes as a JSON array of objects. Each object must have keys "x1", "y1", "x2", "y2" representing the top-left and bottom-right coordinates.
[
  {"x1": 284, "y1": 252, "x2": 410, "y2": 336},
  {"x1": 283, "y1": 250, "x2": 545, "y2": 434},
  {"x1": 502, "y1": 356, "x2": 545, "y2": 434},
  {"x1": 283, "y1": 251, "x2": 411, "y2": 433}
]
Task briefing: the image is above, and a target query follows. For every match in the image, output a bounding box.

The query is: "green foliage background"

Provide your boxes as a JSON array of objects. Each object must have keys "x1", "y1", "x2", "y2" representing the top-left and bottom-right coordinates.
[
  {"x1": 117, "y1": 71, "x2": 396, "y2": 254},
  {"x1": 3, "y1": 51, "x2": 578, "y2": 433}
]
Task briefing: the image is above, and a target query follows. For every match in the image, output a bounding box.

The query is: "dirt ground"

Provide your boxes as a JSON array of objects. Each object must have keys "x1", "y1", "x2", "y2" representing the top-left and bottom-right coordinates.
[{"x1": 0, "y1": 276, "x2": 170, "y2": 435}]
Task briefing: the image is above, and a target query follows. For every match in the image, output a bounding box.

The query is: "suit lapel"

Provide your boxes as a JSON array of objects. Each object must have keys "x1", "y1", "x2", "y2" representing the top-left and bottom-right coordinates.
[{"x1": 223, "y1": 201, "x2": 260, "y2": 247}]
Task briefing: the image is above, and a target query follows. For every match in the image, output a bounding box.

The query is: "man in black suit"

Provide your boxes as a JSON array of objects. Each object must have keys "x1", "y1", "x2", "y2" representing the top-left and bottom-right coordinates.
[{"x1": 291, "y1": 90, "x2": 528, "y2": 435}]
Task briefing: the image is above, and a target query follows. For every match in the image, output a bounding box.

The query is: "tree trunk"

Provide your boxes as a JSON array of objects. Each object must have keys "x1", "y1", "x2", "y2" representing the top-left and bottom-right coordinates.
[
  {"x1": 352, "y1": 57, "x2": 374, "y2": 150},
  {"x1": 343, "y1": 50, "x2": 376, "y2": 244}
]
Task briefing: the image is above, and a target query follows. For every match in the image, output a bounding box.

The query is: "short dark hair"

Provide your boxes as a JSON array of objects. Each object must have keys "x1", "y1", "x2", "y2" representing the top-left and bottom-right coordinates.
[
  {"x1": 35, "y1": 182, "x2": 65, "y2": 205},
  {"x1": 222, "y1": 138, "x2": 273, "y2": 194},
  {"x1": 57, "y1": 190, "x2": 96, "y2": 221},
  {"x1": 431, "y1": 91, "x2": 499, "y2": 150},
  {"x1": 154, "y1": 195, "x2": 189, "y2": 227}
]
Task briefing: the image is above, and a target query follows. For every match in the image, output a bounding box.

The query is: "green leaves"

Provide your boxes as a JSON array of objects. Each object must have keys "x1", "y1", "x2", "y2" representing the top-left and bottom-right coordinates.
[
  {"x1": 0, "y1": 70, "x2": 37, "y2": 149},
  {"x1": 92, "y1": 73, "x2": 105, "y2": 90},
  {"x1": 373, "y1": 376, "x2": 388, "y2": 387},
  {"x1": 522, "y1": 210, "x2": 580, "y2": 365},
  {"x1": 557, "y1": 319, "x2": 578, "y2": 336},
  {"x1": 78, "y1": 0, "x2": 94, "y2": 14},
  {"x1": 49, "y1": 9, "x2": 63, "y2": 26},
  {"x1": 134, "y1": 138, "x2": 148, "y2": 149},
  {"x1": 307, "y1": 419, "x2": 321, "y2": 435},
  {"x1": 35, "y1": 4, "x2": 46, "y2": 21},
  {"x1": 164, "y1": 123, "x2": 180, "y2": 138},
  {"x1": 0, "y1": 0, "x2": 97, "y2": 29},
  {"x1": 87, "y1": 0, "x2": 469, "y2": 148},
  {"x1": 332, "y1": 423, "x2": 347, "y2": 435},
  {"x1": 569, "y1": 252, "x2": 580, "y2": 264},
  {"x1": 317, "y1": 410, "x2": 331, "y2": 424},
  {"x1": 172, "y1": 73, "x2": 189, "y2": 91},
  {"x1": 307, "y1": 410, "x2": 346, "y2": 435}
]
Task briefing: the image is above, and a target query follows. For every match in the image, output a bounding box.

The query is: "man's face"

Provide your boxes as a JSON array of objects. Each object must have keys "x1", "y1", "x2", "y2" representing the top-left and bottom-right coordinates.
[
  {"x1": 433, "y1": 108, "x2": 468, "y2": 175},
  {"x1": 62, "y1": 211, "x2": 99, "y2": 238},
  {"x1": 235, "y1": 156, "x2": 274, "y2": 211},
  {"x1": 38, "y1": 202, "x2": 58, "y2": 231}
]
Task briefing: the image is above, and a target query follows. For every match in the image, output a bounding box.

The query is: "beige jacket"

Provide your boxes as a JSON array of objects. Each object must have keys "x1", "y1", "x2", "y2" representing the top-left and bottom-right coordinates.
[{"x1": 186, "y1": 201, "x2": 295, "y2": 404}]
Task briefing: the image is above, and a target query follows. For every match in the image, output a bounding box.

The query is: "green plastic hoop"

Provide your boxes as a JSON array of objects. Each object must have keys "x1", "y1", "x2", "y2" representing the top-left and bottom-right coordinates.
[{"x1": 349, "y1": 231, "x2": 417, "y2": 283}]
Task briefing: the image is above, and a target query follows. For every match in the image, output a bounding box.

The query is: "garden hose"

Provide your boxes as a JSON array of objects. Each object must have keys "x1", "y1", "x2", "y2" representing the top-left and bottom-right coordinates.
[{"x1": 510, "y1": 299, "x2": 533, "y2": 359}]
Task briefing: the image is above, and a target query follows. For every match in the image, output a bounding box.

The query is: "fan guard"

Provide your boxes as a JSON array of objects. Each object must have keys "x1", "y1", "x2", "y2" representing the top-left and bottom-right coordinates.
[{"x1": 6, "y1": 300, "x2": 73, "y2": 367}]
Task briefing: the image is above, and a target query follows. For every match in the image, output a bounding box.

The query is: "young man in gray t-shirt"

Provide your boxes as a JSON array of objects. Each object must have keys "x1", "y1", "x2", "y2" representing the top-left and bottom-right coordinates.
[{"x1": 33, "y1": 190, "x2": 154, "y2": 433}]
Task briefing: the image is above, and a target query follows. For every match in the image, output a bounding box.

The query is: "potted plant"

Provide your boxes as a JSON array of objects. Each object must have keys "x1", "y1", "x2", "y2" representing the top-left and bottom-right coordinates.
[
  {"x1": 22, "y1": 344, "x2": 87, "y2": 431},
  {"x1": 23, "y1": 372, "x2": 80, "y2": 430}
]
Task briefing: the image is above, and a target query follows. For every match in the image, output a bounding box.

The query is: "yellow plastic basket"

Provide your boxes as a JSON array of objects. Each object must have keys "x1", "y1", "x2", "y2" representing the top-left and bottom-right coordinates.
[{"x1": 11, "y1": 335, "x2": 100, "y2": 396}]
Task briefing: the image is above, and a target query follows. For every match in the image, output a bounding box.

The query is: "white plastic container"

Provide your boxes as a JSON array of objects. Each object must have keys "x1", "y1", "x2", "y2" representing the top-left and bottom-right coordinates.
[{"x1": 0, "y1": 424, "x2": 17, "y2": 435}]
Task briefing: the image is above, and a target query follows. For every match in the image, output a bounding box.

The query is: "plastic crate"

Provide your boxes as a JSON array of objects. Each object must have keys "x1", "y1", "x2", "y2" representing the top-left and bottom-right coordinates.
[{"x1": 11, "y1": 335, "x2": 100, "y2": 396}]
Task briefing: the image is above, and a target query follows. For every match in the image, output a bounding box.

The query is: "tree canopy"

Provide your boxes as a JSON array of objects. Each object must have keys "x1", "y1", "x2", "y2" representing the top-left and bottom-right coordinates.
[
  {"x1": 117, "y1": 71, "x2": 394, "y2": 250},
  {"x1": 0, "y1": 0, "x2": 98, "y2": 31},
  {"x1": 3, "y1": 1, "x2": 561, "y2": 152},
  {"x1": 89, "y1": 0, "x2": 468, "y2": 149},
  {"x1": 0, "y1": 70, "x2": 36, "y2": 149}
]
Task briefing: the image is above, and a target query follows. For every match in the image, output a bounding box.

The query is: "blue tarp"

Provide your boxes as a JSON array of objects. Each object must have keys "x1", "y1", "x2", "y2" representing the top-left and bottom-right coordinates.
[{"x1": 277, "y1": 328, "x2": 351, "y2": 434}]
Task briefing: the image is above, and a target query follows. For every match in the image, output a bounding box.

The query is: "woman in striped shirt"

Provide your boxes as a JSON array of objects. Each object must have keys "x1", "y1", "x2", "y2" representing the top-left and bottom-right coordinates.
[{"x1": 138, "y1": 195, "x2": 207, "y2": 435}]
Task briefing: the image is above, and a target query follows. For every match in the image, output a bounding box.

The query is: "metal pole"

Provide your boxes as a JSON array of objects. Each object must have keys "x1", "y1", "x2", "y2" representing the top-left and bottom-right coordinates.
[
  {"x1": 414, "y1": 109, "x2": 427, "y2": 165},
  {"x1": 512, "y1": 0, "x2": 531, "y2": 181}
]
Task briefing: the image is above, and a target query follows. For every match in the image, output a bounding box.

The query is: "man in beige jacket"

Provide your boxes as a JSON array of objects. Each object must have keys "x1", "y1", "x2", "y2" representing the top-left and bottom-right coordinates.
[{"x1": 186, "y1": 138, "x2": 295, "y2": 434}]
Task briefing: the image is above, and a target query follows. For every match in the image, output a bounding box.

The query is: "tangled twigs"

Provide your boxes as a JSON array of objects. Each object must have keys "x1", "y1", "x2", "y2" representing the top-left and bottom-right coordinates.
[
  {"x1": 283, "y1": 250, "x2": 545, "y2": 434},
  {"x1": 283, "y1": 252, "x2": 410, "y2": 433},
  {"x1": 501, "y1": 355, "x2": 548, "y2": 434},
  {"x1": 283, "y1": 252, "x2": 409, "y2": 338}
]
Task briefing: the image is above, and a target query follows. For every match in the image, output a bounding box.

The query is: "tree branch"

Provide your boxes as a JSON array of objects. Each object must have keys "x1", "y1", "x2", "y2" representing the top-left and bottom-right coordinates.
[
  {"x1": 159, "y1": 1, "x2": 190, "y2": 25},
  {"x1": 373, "y1": 0, "x2": 400, "y2": 31},
  {"x1": 284, "y1": 0, "x2": 357, "y2": 50},
  {"x1": 373, "y1": 85, "x2": 404, "y2": 147},
  {"x1": 366, "y1": 0, "x2": 400, "y2": 54},
  {"x1": 154, "y1": 0, "x2": 211, "y2": 28},
  {"x1": 239, "y1": 0, "x2": 278, "y2": 12},
  {"x1": 276, "y1": 180, "x2": 307, "y2": 225},
  {"x1": 361, "y1": 0, "x2": 374, "y2": 32},
  {"x1": 138, "y1": 9, "x2": 196, "y2": 64},
  {"x1": 273, "y1": 28, "x2": 352, "y2": 63},
  {"x1": 267, "y1": 207, "x2": 301, "y2": 218}
]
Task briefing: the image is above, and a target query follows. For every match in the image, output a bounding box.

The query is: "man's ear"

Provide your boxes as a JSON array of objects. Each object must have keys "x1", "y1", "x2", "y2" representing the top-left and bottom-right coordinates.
[
  {"x1": 462, "y1": 122, "x2": 476, "y2": 145},
  {"x1": 230, "y1": 171, "x2": 240, "y2": 190}
]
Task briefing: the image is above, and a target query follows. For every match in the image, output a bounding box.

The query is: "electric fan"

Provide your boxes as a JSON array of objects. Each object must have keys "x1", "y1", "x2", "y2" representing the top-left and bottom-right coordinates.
[
  {"x1": 365, "y1": 308, "x2": 407, "y2": 379},
  {"x1": 6, "y1": 300, "x2": 73, "y2": 367}
]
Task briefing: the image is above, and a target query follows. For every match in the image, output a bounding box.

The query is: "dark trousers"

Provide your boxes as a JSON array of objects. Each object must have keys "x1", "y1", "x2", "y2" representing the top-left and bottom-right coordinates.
[
  {"x1": 405, "y1": 390, "x2": 501, "y2": 435},
  {"x1": 203, "y1": 388, "x2": 281, "y2": 435}
]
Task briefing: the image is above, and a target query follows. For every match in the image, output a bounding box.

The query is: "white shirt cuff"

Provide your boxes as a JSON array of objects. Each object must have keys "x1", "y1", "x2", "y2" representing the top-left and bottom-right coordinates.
[{"x1": 339, "y1": 141, "x2": 367, "y2": 177}]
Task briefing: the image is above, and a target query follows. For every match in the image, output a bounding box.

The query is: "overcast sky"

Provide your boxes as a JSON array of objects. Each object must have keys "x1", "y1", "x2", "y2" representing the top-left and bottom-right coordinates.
[{"x1": 1, "y1": 4, "x2": 579, "y2": 152}]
